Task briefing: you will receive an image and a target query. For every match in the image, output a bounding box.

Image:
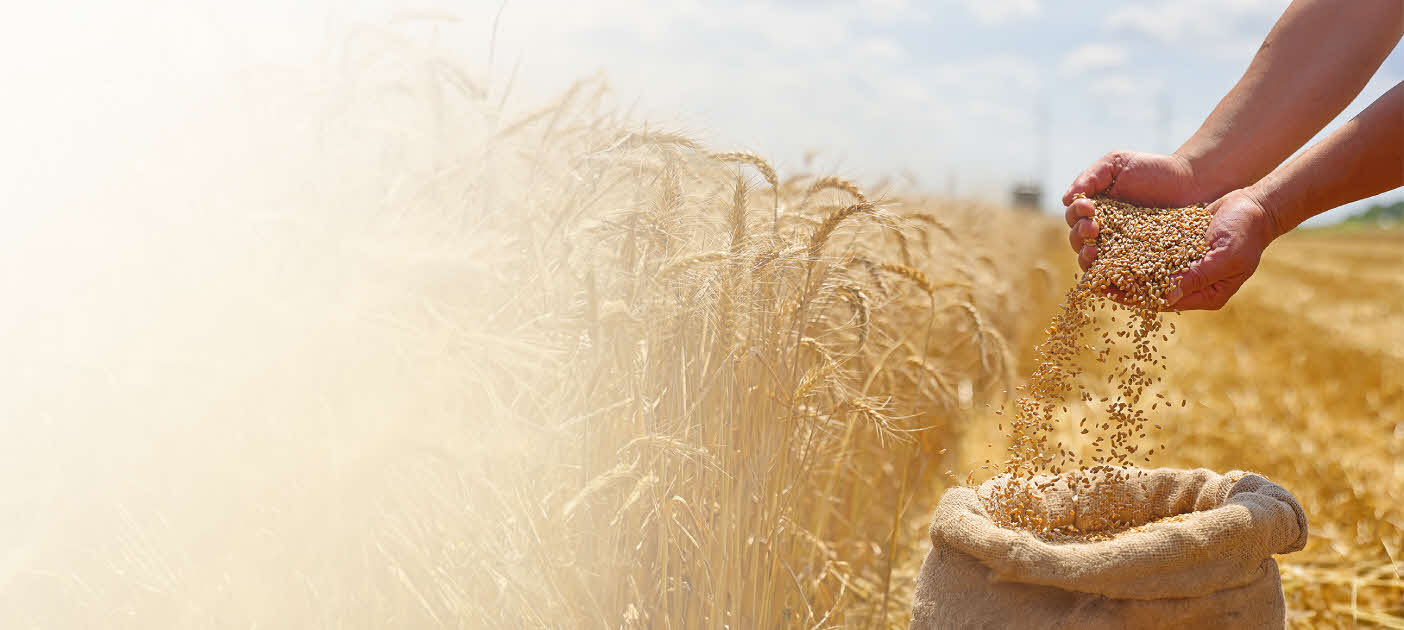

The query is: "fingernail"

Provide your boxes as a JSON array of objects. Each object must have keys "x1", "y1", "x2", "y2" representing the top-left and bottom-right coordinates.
[{"x1": 1164, "y1": 288, "x2": 1183, "y2": 305}]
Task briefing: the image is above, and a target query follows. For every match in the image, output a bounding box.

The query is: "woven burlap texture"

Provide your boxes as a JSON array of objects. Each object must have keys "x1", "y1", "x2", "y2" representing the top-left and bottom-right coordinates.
[{"x1": 910, "y1": 467, "x2": 1308, "y2": 630}]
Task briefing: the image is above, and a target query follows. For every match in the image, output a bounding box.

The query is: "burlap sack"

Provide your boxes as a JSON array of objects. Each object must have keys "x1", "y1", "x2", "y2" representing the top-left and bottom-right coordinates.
[{"x1": 910, "y1": 468, "x2": 1308, "y2": 630}]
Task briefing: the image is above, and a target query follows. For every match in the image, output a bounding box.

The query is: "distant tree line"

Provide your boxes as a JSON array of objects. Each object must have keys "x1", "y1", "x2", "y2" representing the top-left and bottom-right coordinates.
[{"x1": 1342, "y1": 199, "x2": 1404, "y2": 225}]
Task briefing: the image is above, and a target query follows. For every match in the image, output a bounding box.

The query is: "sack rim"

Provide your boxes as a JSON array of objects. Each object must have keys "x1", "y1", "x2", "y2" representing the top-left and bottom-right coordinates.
[{"x1": 929, "y1": 467, "x2": 1308, "y2": 599}]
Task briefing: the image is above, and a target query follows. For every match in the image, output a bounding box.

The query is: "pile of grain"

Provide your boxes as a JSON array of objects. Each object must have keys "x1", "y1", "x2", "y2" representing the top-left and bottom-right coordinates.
[{"x1": 986, "y1": 194, "x2": 1212, "y2": 535}]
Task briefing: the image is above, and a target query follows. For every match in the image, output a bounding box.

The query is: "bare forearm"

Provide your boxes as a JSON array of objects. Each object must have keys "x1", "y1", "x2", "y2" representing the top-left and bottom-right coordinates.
[
  {"x1": 1249, "y1": 82, "x2": 1404, "y2": 238},
  {"x1": 1175, "y1": 0, "x2": 1403, "y2": 197}
]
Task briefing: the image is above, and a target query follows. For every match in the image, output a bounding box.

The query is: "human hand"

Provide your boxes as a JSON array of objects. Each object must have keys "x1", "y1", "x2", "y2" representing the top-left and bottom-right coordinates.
[
  {"x1": 1062, "y1": 151, "x2": 1211, "y2": 270},
  {"x1": 1163, "y1": 189, "x2": 1277, "y2": 311}
]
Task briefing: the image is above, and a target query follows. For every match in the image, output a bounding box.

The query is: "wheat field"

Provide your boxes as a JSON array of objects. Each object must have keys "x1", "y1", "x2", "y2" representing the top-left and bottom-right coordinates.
[{"x1": 1, "y1": 30, "x2": 1399, "y2": 629}]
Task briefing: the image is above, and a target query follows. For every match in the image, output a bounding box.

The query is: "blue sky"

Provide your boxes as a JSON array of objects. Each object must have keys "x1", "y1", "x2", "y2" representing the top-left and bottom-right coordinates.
[
  {"x1": 464, "y1": 0, "x2": 1403, "y2": 221},
  {"x1": 6, "y1": 0, "x2": 1402, "y2": 222}
]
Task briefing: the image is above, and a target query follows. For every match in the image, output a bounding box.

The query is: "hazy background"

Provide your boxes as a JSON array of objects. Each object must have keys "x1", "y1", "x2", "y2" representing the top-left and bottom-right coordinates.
[{"x1": 6, "y1": 0, "x2": 1402, "y2": 224}]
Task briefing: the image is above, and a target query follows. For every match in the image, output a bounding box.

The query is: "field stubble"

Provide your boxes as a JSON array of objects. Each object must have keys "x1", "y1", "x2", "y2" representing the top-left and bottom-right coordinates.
[{"x1": 940, "y1": 229, "x2": 1404, "y2": 628}]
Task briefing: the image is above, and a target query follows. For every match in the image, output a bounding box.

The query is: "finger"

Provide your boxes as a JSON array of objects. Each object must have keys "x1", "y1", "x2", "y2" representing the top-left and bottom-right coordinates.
[
  {"x1": 1076, "y1": 217, "x2": 1099, "y2": 241},
  {"x1": 1064, "y1": 197, "x2": 1095, "y2": 228},
  {"x1": 1061, "y1": 155, "x2": 1120, "y2": 206},
  {"x1": 1068, "y1": 218, "x2": 1098, "y2": 253},
  {"x1": 1174, "y1": 272, "x2": 1248, "y2": 311},
  {"x1": 1077, "y1": 243, "x2": 1098, "y2": 270},
  {"x1": 1169, "y1": 284, "x2": 1227, "y2": 311},
  {"x1": 1165, "y1": 252, "x2": 1229, "y2": 307},
  {"x1": 1167, "y1": 290, "x2": 1214, "y2": 311}
]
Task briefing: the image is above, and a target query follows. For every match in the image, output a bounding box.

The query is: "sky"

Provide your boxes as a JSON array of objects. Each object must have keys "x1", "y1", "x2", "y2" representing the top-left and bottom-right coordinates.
[{"x1": 4, "y1": 0, "x2": 1402, "y2": 223}]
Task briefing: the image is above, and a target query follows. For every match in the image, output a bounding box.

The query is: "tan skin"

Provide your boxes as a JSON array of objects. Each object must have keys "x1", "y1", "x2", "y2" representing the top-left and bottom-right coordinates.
[{"x1": 1063, "y1": 0, "x2": 1404, "y2": 310}]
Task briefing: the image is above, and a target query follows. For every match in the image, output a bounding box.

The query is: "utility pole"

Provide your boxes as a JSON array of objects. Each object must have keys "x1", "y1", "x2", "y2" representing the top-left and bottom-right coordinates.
[
  {"x1": 1036, "y1": 96, "x2": 1050, "y2": 193},
  {"x1": 1012, "y1": 96, "x2": 1050, "y2": 212},
  {"x1": 1158, "y1": 89, "x2": 1173, "y2": 154}
]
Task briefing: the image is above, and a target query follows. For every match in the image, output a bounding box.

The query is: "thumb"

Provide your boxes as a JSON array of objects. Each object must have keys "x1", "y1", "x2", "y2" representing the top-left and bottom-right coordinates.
[
  {"x1": 1165, "y1": 250, "x2": 1229, "y2": 307},
  {"x1": 1061, "y1": 154, "x2": 1123, "y2": 206}
]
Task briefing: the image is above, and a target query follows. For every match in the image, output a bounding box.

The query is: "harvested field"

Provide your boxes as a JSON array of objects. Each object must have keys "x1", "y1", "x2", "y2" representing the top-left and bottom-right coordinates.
[{"x1": 933, "y1": 228, "x2": 1404, "y2": 629}]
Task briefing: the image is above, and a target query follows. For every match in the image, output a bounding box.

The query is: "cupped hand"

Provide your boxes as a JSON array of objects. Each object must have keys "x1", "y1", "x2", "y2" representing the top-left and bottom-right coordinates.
[
  {"x1": 1063, "y1": 150, "x2": 1210, "y2": 270},
  {"x1": 1163, "y1": 189, "x2": 1277, "y2": 311}
]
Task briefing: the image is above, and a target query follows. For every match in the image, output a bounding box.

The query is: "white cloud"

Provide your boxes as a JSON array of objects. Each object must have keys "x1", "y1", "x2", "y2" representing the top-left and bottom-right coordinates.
[
  {"x1": 1059, "y1": 43, "x2": 1129, "y2": 76},
  {"x1": 1104, "y1": 5, "x2": 1187, "y2": 43},
  {"x1": 879, "y1": 75, "x2": 933, "y2": 104},
  {"x1": 859, "y1": 37, "x2": 905, "y2": 61},
  {"x1": 1103, "y1": 0, "x2": 1289, "y2": 58},
  {"x1": 927, "y1": 53, "x2": 1042, "y2": 93},
  {"x1": 860, "y1": 0, "x2": 914, "y2": 17},
  {"x1": 1087, "y1": 75, "x2": 1163, "y2": 99},
  {"x1": 1083, "y1": 74, "x2": 1167, "y2": 128},
  {"x1": 963, "y1": 0, "x2": 1040, "y2": 25}
]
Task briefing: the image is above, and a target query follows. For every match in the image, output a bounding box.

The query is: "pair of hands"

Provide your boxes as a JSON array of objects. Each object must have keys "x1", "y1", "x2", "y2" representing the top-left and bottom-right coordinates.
[{"x1": 1061, "y1": 151, "x2": 1278, "y2": 311}]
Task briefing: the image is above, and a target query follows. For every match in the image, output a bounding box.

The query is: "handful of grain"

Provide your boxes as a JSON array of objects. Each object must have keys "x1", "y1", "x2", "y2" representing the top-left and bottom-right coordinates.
[
  {"x1": 1083, "y1": 197, "x2": 1212, "y2": 310},
  {"x1": 987, "y1": 195, "x2": 1212, "y2": 535}
]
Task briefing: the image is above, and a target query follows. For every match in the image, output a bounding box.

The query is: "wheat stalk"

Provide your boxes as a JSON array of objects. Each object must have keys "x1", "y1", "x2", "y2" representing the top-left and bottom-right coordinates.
[
  {"x1": 807, "y1": 203, "x2": 875, "y2": 259},
  {"x1": 805, "y1": 176, "x2": 868, "y2": 204},
  {"x1": 709, "y1": 151, "x2": 778, "y2": 191},
  {"x1": 878, "y1": 263, "x2": 971, "y2": 296}
]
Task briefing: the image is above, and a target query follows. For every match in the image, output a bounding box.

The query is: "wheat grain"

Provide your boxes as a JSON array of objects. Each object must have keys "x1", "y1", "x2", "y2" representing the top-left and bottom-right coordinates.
[
  {"x1": 807, "y1": 203, "x2": 875, "y2": 259},
  {"x1": 805, "y1": 176, "x2": 868, "y2": 204},
  {"x1": 988, "y1": 195, "x2": 1213, "y2": 535},
  {"x1": 709, "y1": 151, "x2": 778, "y2": 190}
]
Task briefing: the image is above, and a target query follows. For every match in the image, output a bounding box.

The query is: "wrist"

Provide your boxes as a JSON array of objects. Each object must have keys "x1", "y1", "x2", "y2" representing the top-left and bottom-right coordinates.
[
  {"x1": 1241, "y1": 183, "x2": 1288, "y2": 243},
  {"x1": 1171, "y1": 149, "x2": 1237, "y2": 202}
]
